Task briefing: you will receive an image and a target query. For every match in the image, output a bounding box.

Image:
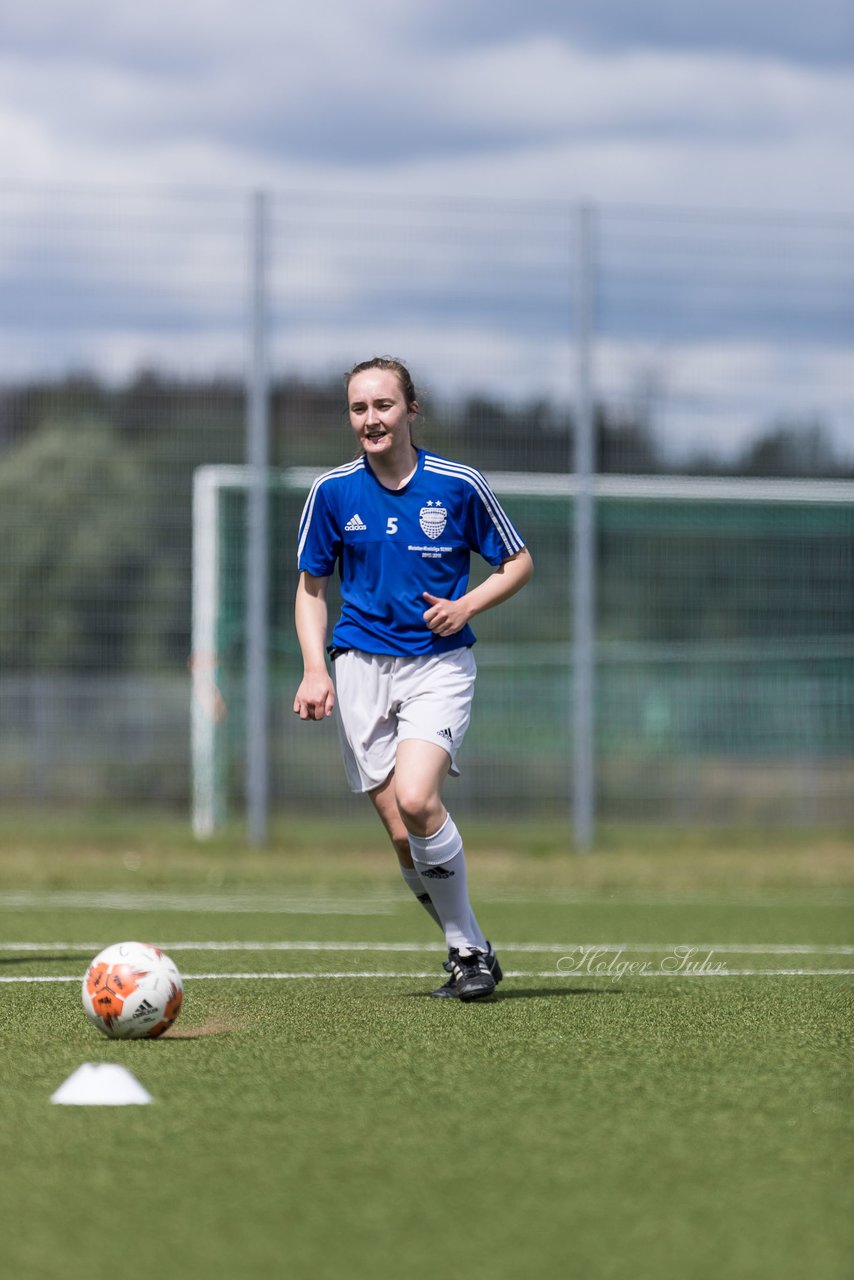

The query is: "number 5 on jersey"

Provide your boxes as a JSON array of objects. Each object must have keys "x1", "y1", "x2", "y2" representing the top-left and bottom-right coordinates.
[{"x1": 386, "y1": 517, "x2": 398, "y2": 535}]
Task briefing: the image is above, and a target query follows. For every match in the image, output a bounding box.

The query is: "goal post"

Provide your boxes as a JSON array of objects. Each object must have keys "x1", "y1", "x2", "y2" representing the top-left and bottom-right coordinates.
[
  {"x1": 191, "y1": 464, "x2": 320, "y2": 838},
  {"x1": 191, "y1": 466, "x2": 243, "y2": 837}
]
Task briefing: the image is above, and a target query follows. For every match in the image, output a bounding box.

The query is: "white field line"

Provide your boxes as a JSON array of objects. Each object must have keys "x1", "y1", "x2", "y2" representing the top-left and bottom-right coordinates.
[
  {"x1": 0, "y1": 892, "x2": 398, "y2": 915},
  {"x1": 480, "y1": 893, "x2": 854, "y2": 908},
  {"x1": 2, "y1": 891, "x2": 851, "y2": 911},
  {"x1": 1, "y1": 969, "x2": 853, "y2": 984},
  {"x1": 2, "y1": 941, "x2": 853, "y2": 955},
  {"x1": 4, "y1": 941, "x2": 852, "y2": 984},
  {"x1": 189, "y1": 969, "x2": 854, "y2": 980}
]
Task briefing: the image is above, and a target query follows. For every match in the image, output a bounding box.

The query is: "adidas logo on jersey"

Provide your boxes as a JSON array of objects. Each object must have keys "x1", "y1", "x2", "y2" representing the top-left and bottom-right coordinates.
[{"x1": 344, "y1": 513, "x2": 367, "y2": 531}]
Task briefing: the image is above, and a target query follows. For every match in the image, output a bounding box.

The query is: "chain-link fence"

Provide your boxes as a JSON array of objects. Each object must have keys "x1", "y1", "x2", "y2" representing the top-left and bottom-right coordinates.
[{"x1": 1, "y1": 185, "x2": 852, "y2": 832}]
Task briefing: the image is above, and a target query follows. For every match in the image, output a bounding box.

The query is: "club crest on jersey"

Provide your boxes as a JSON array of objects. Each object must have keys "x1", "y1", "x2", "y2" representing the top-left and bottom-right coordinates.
[{"x1": 419, "y1": 501, "x2": 447, "y2": 540}]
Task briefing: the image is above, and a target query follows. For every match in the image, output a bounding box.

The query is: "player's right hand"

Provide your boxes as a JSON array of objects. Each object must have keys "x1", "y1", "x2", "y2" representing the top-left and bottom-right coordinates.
[{"x1": 293, "y1": 673, "x2": 335, "y2": 721}]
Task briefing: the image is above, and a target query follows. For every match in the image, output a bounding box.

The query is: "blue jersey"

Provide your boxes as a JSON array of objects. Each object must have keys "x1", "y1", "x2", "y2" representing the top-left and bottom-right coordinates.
[{"x1": 297, "y1": 449, "x2": 526, "y2": 656}]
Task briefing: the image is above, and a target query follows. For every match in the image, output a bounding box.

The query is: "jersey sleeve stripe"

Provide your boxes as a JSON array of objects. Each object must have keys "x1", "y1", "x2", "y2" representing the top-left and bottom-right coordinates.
[
  {"x1": 297, "y1": 458, "x2": 363, "y2": 564},
  {"x1": 424, "y1": 458, "x2": 525, "y2": 556}
]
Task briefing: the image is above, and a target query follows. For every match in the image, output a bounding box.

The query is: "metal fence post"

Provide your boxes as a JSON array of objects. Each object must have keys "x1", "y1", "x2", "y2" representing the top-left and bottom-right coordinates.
[
  {"x1": 246, "y1": 190, "x2": 270, "y2": 845},
  {"x1": 573, "y1": 203, "x2": 596, "y2": 850}
]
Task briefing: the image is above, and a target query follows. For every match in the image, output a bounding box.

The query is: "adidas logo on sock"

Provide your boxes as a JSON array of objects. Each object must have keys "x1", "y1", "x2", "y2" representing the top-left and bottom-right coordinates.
[
  {"x1": 345, "y1": 513, "x2": 367, "y2": 531},
  {"x1": 421, "y1": 865, "x2": 455, "y2": 879}
]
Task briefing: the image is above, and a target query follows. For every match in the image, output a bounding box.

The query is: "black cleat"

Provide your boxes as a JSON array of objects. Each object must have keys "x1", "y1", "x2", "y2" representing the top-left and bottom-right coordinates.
[{"x1": 430, "y1": 942, "x2": 502, "y2": 1000}]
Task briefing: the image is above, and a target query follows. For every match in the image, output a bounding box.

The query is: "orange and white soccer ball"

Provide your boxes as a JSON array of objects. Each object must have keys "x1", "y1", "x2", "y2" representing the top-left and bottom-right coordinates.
[{"x1": 82, "y1": 942, "x2": 184, "y2": 1039}]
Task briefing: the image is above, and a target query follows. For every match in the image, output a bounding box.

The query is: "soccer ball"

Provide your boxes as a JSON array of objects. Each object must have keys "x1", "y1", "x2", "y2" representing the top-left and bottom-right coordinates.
[{"x1": 82, "y1": 942, "x2": 184, "y2": 1039}]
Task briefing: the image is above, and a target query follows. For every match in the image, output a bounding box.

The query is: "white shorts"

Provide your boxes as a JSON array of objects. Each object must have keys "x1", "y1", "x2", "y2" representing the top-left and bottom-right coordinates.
[{"x1": 331, "y1": 648, "x2": 477, "y2": 793}]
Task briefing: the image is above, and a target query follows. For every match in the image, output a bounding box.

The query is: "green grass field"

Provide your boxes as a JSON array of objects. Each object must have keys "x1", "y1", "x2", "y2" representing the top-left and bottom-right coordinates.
[{"x1": 1, "y1": 817, "x2": 852, "y2": 1280}]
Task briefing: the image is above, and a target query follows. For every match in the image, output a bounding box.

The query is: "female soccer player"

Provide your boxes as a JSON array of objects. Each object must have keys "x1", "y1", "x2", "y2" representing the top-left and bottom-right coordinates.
[{"x1": 293, "y1": 358, "x2": 533, "y2": 1000}]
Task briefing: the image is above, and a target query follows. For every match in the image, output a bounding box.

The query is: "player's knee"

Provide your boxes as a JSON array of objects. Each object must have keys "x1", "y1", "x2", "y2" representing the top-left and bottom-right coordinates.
[{"x1": 394, "y1": 781, "x2": 439, "y2": 834}]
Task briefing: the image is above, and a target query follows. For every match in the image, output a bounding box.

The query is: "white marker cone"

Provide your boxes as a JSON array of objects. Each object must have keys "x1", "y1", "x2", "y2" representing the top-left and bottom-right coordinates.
[{"x1": 51, "y1": 1063, "x2": 153, "y2": 1106}]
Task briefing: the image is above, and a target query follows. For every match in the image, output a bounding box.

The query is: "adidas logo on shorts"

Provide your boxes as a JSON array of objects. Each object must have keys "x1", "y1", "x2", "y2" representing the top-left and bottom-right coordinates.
[
  {"x1": 345, "y1": 513, "x2": 367, "y2": 531},
  {"x1": 437, "y1": 726, "x2": 454, "y2": 744}
]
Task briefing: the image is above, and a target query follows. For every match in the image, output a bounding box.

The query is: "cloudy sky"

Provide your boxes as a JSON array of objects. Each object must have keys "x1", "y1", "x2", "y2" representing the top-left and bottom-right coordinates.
[
  {"x1": 4, "y1": 0, "x2": 853, "y2": 206},
  {"x1": 2, "y1": 2, "x2": 853, "y2": 459}
]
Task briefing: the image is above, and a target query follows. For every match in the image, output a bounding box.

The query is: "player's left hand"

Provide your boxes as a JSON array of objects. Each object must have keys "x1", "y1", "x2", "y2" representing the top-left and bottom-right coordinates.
[{"x1": 422, "y1": 592, "x2": 470, "y2": 637}]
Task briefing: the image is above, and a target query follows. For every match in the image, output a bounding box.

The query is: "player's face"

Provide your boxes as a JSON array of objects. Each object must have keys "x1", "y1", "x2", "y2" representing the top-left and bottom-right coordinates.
[{"x1": 347, "y1": 369, "x2": 416, "y2": 462}]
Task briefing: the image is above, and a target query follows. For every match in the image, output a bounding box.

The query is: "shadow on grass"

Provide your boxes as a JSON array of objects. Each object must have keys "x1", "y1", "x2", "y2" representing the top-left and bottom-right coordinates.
[
  {"x1": 159, "y1": 1022, "x2": 236, "y2": 1040},
  {"x1": 496, "y1": 986, "x2": 625, "y2": 1000},
  {"x1": 407, "y1": 985, "x2": 625, "y2": 1001},
  {"x1": 0, "y1": 954, "x2": 81, "y2": 967}
]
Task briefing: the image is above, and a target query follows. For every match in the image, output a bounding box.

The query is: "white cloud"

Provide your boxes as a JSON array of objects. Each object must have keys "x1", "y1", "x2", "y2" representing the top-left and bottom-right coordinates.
[
  {"x1": 372, "y1": 131, "x2": 854, "y2": 212},
  {"x1": 430, "y1": 38, "x2": 853, "y2": 142},
  {"x1": 0, "y1": 10, "x2": 851, "y2": 209}
]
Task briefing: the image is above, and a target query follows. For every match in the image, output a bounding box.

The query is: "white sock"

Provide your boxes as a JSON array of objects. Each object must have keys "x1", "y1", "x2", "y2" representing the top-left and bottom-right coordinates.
[
  {"x1": 399, "y1": 865, "x2": 443, "y2": 931},
  {"x1": 408, "y1": 815, "x2": 487, "y2": 954},
  {"x1": 468, "y1": 906, "x2": 488, "y2": 954}
]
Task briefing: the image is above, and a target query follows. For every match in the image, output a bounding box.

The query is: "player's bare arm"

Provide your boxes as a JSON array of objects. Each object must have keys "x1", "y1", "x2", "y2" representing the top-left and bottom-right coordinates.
[
  {"x1": 422, "y1": 546, "x2": 533, "y2": 638},
  {"x1": 293, "y1": 571, "x2": 335, "y2": 720}
]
